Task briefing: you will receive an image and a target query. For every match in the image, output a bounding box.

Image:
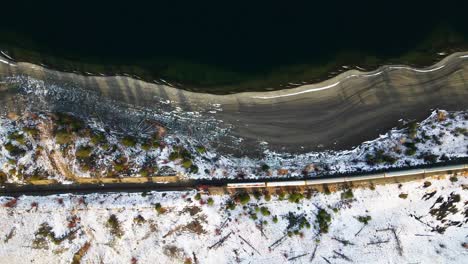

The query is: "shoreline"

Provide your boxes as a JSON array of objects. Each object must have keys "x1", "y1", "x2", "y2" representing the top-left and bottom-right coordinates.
[
  {"x1": 1, "y1": 51, "x2": 468, "y2": 154},
  {"x1": 0, "y1": 44, "x2": 465, "y2": 94}
]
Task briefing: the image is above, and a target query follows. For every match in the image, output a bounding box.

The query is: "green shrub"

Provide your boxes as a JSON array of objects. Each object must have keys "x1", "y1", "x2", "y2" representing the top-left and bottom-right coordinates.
[
  {"x1": 55, "y1": 130, "x2": 73, "y2": 145},
  {"x1": 23, "y1": 127, "x2": 39, "y2": 137},
  {"x1": 253, "y1": 190, "x2": 262, "y2": 200},
  {"x1": 316, "y1": 209, "x2": 332, "y2": 234},
  {"x1": 288, "y1": 192, "x2": 304, "y2": 203},
  {"x1": 399, "y1": 193, "x2": 408, "y2": 199},
  {"x1": 449, "y1": 176, "x2": 458, "y2": 182},
  {"x1": 237, "y1": 192, "x2": 250, "y2": 205},
  {"x1": 121, "y1": 136, "x2": 137, "y2": 147},
  {"x1": 141, "y1": 142, "x2": 152, "y2": 151},
  {"x1": 226, "y1": 201, "x2": 236, "y2": 210},
  {"x1": 278, "y1": 191, "x2": 286, "y2": 200},
  {"x1": 341, "y1": 189, "x2": 354, "y2": 200},
  {"x1": 285, "y1": 212, "x2": 310, "y2": 232},
  {"x1": 90, "y1": 132, "x2": 106, "y2": 145},
  {"x1": 8, "y1": 132, "x2": 26, "y2": 145},
  {"x1": 423, "y1": 181, "x2": 432, "y2": 188},
  {"x1": 75, "y1": 145, "x2": 93, "y2": 158},
  {"x1": 207, "y1": 197, "x2": 214, "y2": 206},
  {"x1": 155, "y1": 203, "x2": 166, "y2": 214},
  {"x1": 250, "y1": 213, "x2": 258, "y2": 220},
  {"x1": 189, "y1": 165, "x2": 199, "y2": 174},
  {"x1": 272, "y1": 215, "x2": 278, "y2": 223},
  {"x1": 196, "y1": 146, "x2": 206, "y2": 154},
  {"x1": 182, "y1": 159, "x2": 192, "y2": 169},
  {"x1": 56, "y1": 113, "x2": 84, "y2": 132},
  {"x1": 194, "y1": 193, "x2": 201, "y2": 200},
  {"x1": 140, "y1": 169, "x2": 149, "y2": 177},
  {"x1": 261, "y1": 164, "x2": 270, "y2": 171},
  {"x1": 407, "y1": 122, "x2": 419, "y2": 138},
  {"x1": 169, "y1": 152, "x2": 180, "y2": 161},
  {"x1": 357, "y1": 215, "x2": 372, "y2": 225},
  {"x1": 264, "y1": 192, "x2": 271, "y2": 201},
  {"x1": 113, "y1": 163, "x2": 125, "y2": 172},
  {"x1": 107, "y1": 214, "x2": 124, "y2": 238},
  {"x1": 260, "y1": 207, "x2": 271, "y2": 216}
]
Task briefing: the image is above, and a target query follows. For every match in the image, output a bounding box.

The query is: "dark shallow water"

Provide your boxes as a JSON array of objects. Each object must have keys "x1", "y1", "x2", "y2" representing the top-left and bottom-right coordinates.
[{"x1": 1, "y1": 1, "x2": 468, "y2": 92}]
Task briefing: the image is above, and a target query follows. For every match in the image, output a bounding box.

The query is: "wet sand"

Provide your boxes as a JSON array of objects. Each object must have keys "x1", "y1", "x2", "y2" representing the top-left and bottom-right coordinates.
[{"x1": 0, "y1": 52, "x2": 467, "y2": 155}]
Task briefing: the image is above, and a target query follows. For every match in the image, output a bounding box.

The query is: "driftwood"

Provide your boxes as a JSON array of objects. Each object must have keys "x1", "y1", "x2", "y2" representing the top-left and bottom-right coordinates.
[
  {"x1": 257, "y1": 222, "x2": 268, "y2": 239},
  {"x1": 238, "y1": 235, "x2": 261, "y2": 255},
  {"x1": 219, "y1": 218, "x2": 230, "y2": 230},
  {"x1": 333, "y1": 250, "x2": 353, "y2": 262},
  {"x1": 377, "y1": 228, "x2": 403, "y2": 256},
  {"x1": 321, "y1": 256, "x2": 331, "y2": 264},
  {"x1": 332, "y1": 237, "x2": 355, "y2": 246},
  {"x1": 309, "y1": 244, "x2": 318, "y2": 262},
  {"x1": 367, "y1": 240, "x2": 390, "y2": 245},
  {"x1": 208, "y1": 232, "x2": 232, "y2": 250},
  {"x1": 287, "y1": 253, "x2": 308, "y2": 261},
  {"x1": 269, "y1": 234, "x2": 287, "y2": 250},
  {"x1": 355, "y1": 225, "x2": 366, "y2": 237}
]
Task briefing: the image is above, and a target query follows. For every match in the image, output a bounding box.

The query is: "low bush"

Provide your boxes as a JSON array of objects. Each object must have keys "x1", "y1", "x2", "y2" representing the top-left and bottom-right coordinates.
[
  {"x1": 182, "y1": 159, "x2": 193, "y2": 169},
  {"x1": 260, "y1": 207, "x2": 271, "y2": 216},
  {"x1": 449, "y1": 176, "x2": 458, "y2": 182},
  {"x1": 90, "y1": 132, "x2": 106, "y2": 145},
  {"x1": 75, "y1": 146, "x2": 93, "y2": 159},
  {"x1": 155, "y1": 203, "x2": 166, "y2": 214},
  {"x1": 207, "y1": 198, "x2": 214, "y2": 206},
  {"x1": 121, "y1": 136, "x2": 137, "y2": 147},
  {"x1": 399, "y1": 193, "x2": 408, "y2": 199},
  {"x1": 55, "y1": 130, "x2": 73, "y2": 145},
  {"x1": 8, "y1": 131, "x2": 26, "y2": 145},
  {"x1": 341, "y1": 189, "x2": 354, "y2": 200},
  {"x1": 357, "y1": 215, "x2": 372, "y2": 225},
  {"x1": 288, "y1": 192, "x2": 304, "y2": 203},
  {"x1": 272, "y1": 215, "x2": 278, "y2": 223},
  {"x1": 107, "y1": 214, "x2": 124, "y2": 238},
  {"x1": 423, "y1": 181, "x2": 432, "y2": 188},
  {"x1": 316, "y1": 209, "x2": 332, "y2": 234},
  {"x1": 253, "y1": 190, "x2": 262, "y2": 200},
  {"x1": 226, "y1": 200, "x2": 236, "y2": 210},
  {"x1": 23, "y1": 127, "x2": 40, "y2": 137},
  {"x1": 196, "y1": 146, "x2": 206, "y2": 154},
  {"x1": 261, "y1": 164, "x2": 270, "y2": 172},
  {"x1": 237, "y1": 192, "x2": 250, "y2": 205},
  {"x1": 4, "y1": 142, "x2": 25, "y2": 156},
  {"x1": 285, "y1": 212, "x2": 310, "y2": 232}
]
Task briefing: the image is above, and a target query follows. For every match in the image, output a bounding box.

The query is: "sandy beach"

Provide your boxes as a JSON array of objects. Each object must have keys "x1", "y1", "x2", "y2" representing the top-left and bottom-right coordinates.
[{"x1": 0, "y1": 52, "x2": 467, "y2": 155}]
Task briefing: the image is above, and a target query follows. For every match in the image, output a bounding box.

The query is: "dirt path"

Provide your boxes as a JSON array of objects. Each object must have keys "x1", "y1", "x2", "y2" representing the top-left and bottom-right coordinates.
[{"x1": 37, "y1": 120, "x2": 76, "y2": 181}]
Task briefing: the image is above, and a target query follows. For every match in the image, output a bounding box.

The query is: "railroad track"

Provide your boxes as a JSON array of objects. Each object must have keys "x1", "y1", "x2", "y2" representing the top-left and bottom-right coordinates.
[{"x1": 0, "y1": 162, "x2": 466, "y2": 197}]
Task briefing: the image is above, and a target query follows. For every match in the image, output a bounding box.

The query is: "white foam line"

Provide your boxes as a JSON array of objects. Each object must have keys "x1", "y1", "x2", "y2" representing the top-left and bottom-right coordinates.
[
  {"x1": 252, "y1": 62, "x2": 446, "y2": 100},
  {"x1": 0, "y1": 58, "x2": 15, "y2": 66},
  {"x1": 459, "y1": 55, "x2": 468, "y2": 58},
  {"x1": 412, "y1": 65, "x2": 445, "y2": 73},
  {"x1": 362, "y1": 71, "x2": 383, "y2": 77},
  {"x1": 0, "y1": 51, "x2": 13, "y2": 60},
  {"x1": 389, "y1": 64, "x2": 445, "y2": 73},
  {"x1": 252, "y1": 81, "x2": 341, "y2": 99}
]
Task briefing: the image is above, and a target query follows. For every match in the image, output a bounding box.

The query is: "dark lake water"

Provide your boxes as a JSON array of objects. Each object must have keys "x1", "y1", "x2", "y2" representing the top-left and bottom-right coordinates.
[{"x1": 1, "y1": 1, "x2": 468, "y2": 92}]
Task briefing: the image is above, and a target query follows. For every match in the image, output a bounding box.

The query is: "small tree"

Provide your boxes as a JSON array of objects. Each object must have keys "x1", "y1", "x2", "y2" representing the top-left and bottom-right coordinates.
[
  {"x1": 316, "y1": 209, "x2": 331, "y2": 234},
  {"x1": 207, "y1": 198, "x2": 214, "y2": 206}
]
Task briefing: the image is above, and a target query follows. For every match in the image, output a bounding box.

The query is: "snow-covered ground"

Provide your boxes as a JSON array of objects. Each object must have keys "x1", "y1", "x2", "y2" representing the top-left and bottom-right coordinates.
[
  {"x1": 0, "y1": 108, "x2": 466, "y2": 184},
  {"x1": 0, "y1": 174, "x2": 466, "y2": 263}
]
